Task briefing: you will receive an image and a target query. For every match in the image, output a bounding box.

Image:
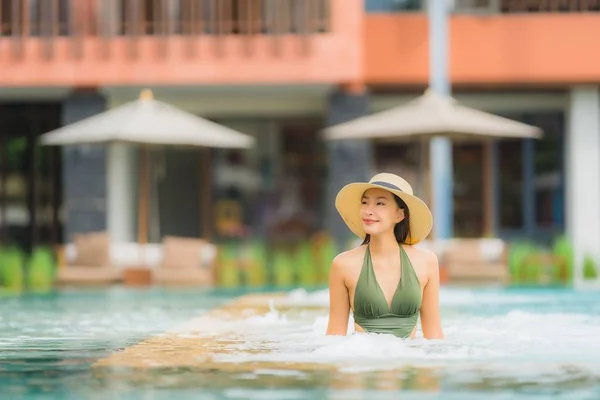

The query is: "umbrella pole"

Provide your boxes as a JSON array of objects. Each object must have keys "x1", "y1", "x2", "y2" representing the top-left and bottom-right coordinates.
[
  {"x1": 483, "y1": 140, "x2": 495, "y2": 237},
  {"x1": 138, "y1": 145, "x2": 150, "y2": 264},
  {"x1": 151, "y1": 148, "x2": 162, "y2": 243}
]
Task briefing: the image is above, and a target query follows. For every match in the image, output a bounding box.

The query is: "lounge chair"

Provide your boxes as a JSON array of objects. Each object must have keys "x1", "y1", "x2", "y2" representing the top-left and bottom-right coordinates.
[
  {"x1": 152, "y1": 236, "x2": 217, "y2": 286},
  {"x1": 56, "y1": 231, "x2": 121, "y2": 285},
  {"x1": 442, "y1": 238, "x2": 509, "y2": 284}
]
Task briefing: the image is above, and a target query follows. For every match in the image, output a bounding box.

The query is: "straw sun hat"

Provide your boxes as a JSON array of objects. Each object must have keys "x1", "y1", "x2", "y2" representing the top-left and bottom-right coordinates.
[{"x1": 335, "y1": 173, "x2": 433, "y2": 245}]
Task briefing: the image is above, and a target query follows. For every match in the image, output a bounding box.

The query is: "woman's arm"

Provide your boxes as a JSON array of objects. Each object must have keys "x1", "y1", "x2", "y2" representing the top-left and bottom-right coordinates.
[
  {"x1": 326, "y1": 256, "x2": 350, "y2": 336},
  {"x1": 419, "y1": 251, "x2": 444, "y2": 339}
]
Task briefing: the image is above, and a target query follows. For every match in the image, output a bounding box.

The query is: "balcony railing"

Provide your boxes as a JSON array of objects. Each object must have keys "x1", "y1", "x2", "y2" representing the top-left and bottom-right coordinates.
[
  {"x1": 0, "y1": 0, "x2": 331, "y2": 36},
  {"x1": 0, "y1": 0, "x2": 331, "y2": 59},
  {"x1": 365, "y1": 0, "x2": 600, "y2": 13}
]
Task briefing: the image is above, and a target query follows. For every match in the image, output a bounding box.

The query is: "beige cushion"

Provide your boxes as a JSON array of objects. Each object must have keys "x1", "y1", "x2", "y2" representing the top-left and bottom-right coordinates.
[
  {"x1": 72, "y1": 232, "x2": 110, "y2": 267},
  {"x1": 442, "y1": 239, "x2": 508, "y2": 282},
  {"x1": 161, "y1": 236, "x2": 206, "y2": 269}
]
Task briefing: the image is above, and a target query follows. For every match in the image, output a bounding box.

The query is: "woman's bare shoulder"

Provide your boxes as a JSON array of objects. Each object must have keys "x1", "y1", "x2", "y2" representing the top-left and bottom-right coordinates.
[
  {"x1": 331, "y1": 245, "x2": 368, "y2": 271},
  {"x1": 404, "y1": 245, "x2": 440, "y2": 272},
  {"x1": 408, "y1": 245, "x2": 438, "y2": 261}
]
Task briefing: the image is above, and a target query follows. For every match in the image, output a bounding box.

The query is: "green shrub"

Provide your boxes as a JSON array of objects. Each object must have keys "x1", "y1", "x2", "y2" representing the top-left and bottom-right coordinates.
[
  {"x1": 217, "y1": 243, "x2": 241, "y2": 287},
  {"x1": 272, "y1": 247, "x2": 294, "y2": 287},
  {"x1": 295, "y1": 242, "x2": 316, "y2": 286},
  {"x1": 27, "y1": 247, "x2": 57, "y2": 292},
  {"x1": 314, "y1": 234, "x2": 336, "y2": 285},
  {"x1": 0, "y1": 247, "x2": 25, "y2": 292},
  {"x1": 552, "y1": 236, "x2": 574, "y2": 283},
  {"x1": 507, "y1": 242, "x2": 538, "y2": 284},
  {"x1": 244, "y1": 240, "x2": 268, "y2": 287},
  {"x1": 583, "y1": 255, "x2": 598, "y2": 280}
]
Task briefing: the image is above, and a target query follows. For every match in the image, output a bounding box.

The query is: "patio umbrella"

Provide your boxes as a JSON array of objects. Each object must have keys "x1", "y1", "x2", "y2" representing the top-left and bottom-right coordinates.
[
  {"x1": 41, "y1": 90, "x2": 255, "y2": 148},
  {"x1": 322, "y1": 89, "x2": 543, "y2": 238},
  {"x1": 40, "y1": 89, "x2": 255, "y2": 249},
  {"x1": 323, "y1": 89, "x2": 542, "y2": 142}
]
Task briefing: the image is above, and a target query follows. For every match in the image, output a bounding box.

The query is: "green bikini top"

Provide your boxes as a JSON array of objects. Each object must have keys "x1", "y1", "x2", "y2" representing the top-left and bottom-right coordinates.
[{"x1": 353, "y1": 245, "x2": 422, "y2": 338}]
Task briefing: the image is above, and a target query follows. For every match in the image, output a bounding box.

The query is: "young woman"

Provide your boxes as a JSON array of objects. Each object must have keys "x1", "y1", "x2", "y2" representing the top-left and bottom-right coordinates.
[{"x1": 326, "y1": 173, "x2": 444, "y2": 339}]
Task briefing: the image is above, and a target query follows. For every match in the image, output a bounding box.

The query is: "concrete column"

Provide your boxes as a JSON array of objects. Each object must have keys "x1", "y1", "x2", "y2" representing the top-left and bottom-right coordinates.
[
  {"x1": 61, "y1": 92, "x2": 107, "y2": 242},
  {"x1": 326, "y1": 90, "x2": 374, "y2": 252},
  {"x1": 566, "y1": 86, "x2": 600, "y2": 286},
  {"x1": 428, "y1": 0, "x2": 453, "y2": 240},
  {"x1": 107, "y1": 143, "x2": 137, "y2": 243}
]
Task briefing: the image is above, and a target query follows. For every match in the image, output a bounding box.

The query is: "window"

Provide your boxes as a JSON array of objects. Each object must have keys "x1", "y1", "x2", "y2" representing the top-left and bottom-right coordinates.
[
  {"x1": 453, "y1": 143, "x2": 484, "y2": 237},
  {"x1": 531, "y1": 113, "x2": 564, "y2": 231},
  {"x1": 498, "y1": 139, "x2": 524, "y2": 230},
  {"x1": 496, "y1": 112, "x2": 564, "y2": 237}
]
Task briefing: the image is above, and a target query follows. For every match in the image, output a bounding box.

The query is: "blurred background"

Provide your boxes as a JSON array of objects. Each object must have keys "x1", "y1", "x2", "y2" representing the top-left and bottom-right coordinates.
[
  {"x1": 0, "y1": 0, "x2": 598, "y2": 292},
  {"x1": 3, "y1": 2, "x2": 600, "y2": 399}
]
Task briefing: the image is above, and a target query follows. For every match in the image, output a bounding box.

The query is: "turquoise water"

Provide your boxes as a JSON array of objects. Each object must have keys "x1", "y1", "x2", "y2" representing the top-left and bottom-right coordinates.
[{"x1": 1, "y1": 285, "x2": 600, "y2": 399}]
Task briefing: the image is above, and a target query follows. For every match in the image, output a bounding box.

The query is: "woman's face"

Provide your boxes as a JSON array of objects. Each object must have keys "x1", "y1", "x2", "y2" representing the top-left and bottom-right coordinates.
[{"x1": 360, "y1": 188, "x2": 405, "y2": 236}]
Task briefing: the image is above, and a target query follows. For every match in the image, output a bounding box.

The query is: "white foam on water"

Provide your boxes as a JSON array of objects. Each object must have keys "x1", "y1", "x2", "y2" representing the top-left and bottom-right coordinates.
[
  {"x1": 223, "y1": 388, "x2": 309, "y2": 400},
  {"x1": 253, "y1": 369, "x2": 307, "y2": 377},
  {"x1": 201, "y1": 288, "x2": 600, "y2": 382},
  {"x1": 283, "y1": 288, "x2": 330, "y2": 307}
]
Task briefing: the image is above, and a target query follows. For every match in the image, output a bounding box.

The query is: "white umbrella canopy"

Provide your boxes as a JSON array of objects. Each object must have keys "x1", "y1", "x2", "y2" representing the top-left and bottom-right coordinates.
[
  {"x1": 39, "y1": 89, "x2": 256, "y2": 250},
  {"x1": 323, "y1": 89, "x2": 543, "y2": 142},
  {"x1": 40, "y1": 90, "x2": 255, "y2": 149}
]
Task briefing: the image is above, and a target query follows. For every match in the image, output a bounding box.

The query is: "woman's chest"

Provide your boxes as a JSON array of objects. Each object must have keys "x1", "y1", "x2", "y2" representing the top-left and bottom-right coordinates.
[{"x1": 345, "y1": 263, "x2": 427, "y2": 310}]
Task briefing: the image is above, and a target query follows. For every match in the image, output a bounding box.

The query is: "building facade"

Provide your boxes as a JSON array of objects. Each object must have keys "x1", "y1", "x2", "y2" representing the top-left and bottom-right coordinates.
[{"x1": 0, "y1": 0, "x2": 598, "y2": 281}]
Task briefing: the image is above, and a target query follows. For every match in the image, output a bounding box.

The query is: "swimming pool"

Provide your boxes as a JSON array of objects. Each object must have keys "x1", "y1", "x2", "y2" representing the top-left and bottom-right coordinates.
[{"x1": 1, "y1": 285, "x2": 599, "y2": 399}]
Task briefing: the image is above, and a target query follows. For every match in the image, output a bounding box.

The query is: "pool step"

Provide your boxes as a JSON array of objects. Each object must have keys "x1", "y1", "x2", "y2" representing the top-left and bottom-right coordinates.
[{"x1": 92, "y1": 292, "x2": 331, "y2": 372}]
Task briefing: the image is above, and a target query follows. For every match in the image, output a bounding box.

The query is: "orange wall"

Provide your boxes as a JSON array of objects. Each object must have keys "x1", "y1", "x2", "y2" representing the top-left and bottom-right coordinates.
[
  {"x1": 4, "y1": 10, "x2": 600, "y2": 87},
  {"x1": 0, "y1": 0, "x2": 362, "y2": 87},
  {"x1": 364, "y1": 14, "x2": 600, "y2": 85}
]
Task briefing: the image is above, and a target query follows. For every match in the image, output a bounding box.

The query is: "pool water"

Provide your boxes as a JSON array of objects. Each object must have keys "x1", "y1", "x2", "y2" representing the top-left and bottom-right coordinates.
[{"x1": 1, "y1": 285, "x2": 600, "y2": 399}]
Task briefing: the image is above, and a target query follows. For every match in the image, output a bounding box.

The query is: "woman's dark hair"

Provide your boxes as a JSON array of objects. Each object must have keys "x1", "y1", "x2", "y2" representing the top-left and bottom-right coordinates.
[{"x1": 361, "y1": 193, "x2": 412, "y2": 245}]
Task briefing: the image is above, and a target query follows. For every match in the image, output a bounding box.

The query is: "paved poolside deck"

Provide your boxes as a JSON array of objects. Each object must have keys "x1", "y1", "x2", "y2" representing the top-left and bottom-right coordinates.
[{"x1": 93, "y1": 293, "x2": 334, "y2": 372}]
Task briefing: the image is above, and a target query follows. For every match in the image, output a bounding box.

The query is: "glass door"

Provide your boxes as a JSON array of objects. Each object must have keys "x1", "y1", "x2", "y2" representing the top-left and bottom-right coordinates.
[{"x1": 453, "y1": 143, "x2": 485, "y2": 238}]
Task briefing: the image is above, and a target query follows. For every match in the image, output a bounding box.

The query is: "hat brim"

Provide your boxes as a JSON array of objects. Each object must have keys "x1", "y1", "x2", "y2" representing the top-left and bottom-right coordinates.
[{"x1": 335, "y1": 182, "x2": 433, "y2": 245}]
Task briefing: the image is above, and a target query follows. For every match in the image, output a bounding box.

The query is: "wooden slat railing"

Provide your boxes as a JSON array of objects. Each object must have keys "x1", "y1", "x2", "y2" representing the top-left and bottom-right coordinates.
[
  {"x1": 0, "y1": 0, "x2": 331, "y2": 38},
  {"x1": 367, "y1": 0, "x2": 599, "y2": 12},
  {"x1": 0, "y1": 0, "x2": 331, "y2": 59}
]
